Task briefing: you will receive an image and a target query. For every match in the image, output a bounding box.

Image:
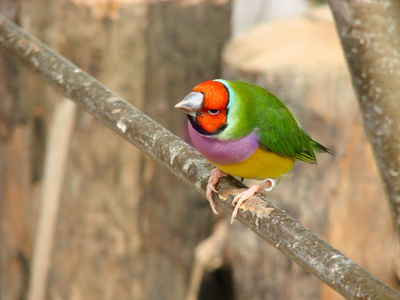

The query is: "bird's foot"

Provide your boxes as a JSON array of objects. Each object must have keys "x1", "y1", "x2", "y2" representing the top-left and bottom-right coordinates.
[
  {"x1": 231, "y1": 178, "x2": 277, "y2": 223},
  {"x1": 206, "y1": 169, "x2": 229, "y2": 215}
]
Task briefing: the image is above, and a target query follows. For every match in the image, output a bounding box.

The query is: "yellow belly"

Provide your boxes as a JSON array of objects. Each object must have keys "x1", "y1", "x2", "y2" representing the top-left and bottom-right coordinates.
[{"x1": 211, "y1": 147, "x2": 295, "y2": 180}]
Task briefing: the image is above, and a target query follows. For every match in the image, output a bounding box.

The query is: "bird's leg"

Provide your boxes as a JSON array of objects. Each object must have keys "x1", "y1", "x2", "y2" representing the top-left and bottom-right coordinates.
[
  {"x1": 206, "y1": 168, "x2": 229, "y2": 215},
  {"x1": 231, "y1": 178, "x2": 278, "y2": 223}
]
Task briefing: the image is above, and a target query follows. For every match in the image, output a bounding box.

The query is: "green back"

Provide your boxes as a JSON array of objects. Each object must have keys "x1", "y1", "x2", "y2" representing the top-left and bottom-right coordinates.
[{"x1": 216, "y1": 80, "x2": 317, "y2": 163}]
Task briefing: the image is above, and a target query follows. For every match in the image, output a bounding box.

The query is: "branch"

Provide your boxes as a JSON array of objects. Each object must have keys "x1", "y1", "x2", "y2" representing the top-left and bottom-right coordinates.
[
  {"x1": 328, "y1": 0, "x2": 400, "y2": 239},
  {"x1": 0, "y1": 15, "x2": 398, "y2": 299},
  {"x1": 28, "y1": 99, "x2": 76, "y2": 300}
]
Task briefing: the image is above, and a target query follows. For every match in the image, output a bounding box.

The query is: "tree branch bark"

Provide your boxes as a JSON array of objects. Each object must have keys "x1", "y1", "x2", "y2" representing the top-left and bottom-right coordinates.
[
  {"x1": 328, "y1": 0, "x2": 400, "y2": 239},
  {"x1": 0, "y1": 15, "x2": 398, "y2": 299}
]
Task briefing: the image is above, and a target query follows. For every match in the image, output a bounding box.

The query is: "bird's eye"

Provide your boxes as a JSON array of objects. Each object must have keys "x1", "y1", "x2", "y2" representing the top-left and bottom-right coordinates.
[{"x1": 208, "y1": 109, "x2": 219, "y2": 115}]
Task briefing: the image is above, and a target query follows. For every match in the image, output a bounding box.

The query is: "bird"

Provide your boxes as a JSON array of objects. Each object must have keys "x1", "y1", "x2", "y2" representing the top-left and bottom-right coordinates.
[{"x1": 175, "y1": 79, "x2": 333, "y2": 223}]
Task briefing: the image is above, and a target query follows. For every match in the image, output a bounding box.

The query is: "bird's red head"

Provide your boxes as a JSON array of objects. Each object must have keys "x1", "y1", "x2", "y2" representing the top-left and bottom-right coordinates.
[{"x1": 191, "y1": 80, "x2": 229, "y2": 134}]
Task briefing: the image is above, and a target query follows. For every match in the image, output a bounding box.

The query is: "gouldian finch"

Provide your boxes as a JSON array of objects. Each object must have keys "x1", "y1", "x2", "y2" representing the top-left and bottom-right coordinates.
[{"x1": 175, "y1": 80, "x2": 333, "y2": 223}]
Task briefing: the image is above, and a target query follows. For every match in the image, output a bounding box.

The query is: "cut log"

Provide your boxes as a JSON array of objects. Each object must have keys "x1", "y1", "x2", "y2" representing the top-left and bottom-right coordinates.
[{"x1": 222, "y1": 6, "x2": 399, "y2": 300}]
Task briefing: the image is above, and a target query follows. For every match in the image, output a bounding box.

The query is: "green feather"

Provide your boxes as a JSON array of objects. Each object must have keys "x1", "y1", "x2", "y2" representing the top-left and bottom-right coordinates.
[{"x1": 215, "y1": 80, "x2": 332, "y2": 164}]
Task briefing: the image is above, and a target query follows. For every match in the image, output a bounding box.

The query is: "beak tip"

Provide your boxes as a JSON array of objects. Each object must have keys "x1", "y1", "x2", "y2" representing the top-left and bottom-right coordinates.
[{"x1": 175, "y1": 91, "x2": 203, "y2": 117}]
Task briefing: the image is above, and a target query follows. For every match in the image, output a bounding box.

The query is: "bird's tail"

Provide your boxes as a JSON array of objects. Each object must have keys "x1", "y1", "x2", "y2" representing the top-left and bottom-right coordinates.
[{"x1": 311, "y1": 140, "x2": 335, "y2": 155}]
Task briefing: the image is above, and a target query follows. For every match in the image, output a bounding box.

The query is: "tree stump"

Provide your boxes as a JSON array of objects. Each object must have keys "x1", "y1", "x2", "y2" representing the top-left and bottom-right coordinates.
[
  {"x1": 222, "y1": 6, "x2": 399, "y2": 300},
  {"x1": 0, "y1": 1, "x2": 231, "y2": 299}
]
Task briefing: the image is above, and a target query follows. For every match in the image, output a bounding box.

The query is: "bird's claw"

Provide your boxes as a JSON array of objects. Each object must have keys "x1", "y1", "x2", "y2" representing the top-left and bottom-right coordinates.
[
  {"x1": 230, "y1": 178, "x2": 277, "y2": 223},
  {"x1": 206, "y1": 169, "x2": 228, "y2": 215},
  {"x1": 207, "y1": 172, "x2": 278, "y2": 223}
]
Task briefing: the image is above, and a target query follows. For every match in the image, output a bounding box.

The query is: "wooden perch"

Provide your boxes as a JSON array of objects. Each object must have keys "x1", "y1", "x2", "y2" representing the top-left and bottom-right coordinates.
[{"x1": 0, "y1": 15, "x2": 399, "y2": 299}]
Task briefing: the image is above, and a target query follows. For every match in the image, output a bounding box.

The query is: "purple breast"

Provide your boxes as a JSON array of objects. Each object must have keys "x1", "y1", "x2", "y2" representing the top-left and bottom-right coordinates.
[{"x1": 188, "y1": 121, "x2": 259, "y2": 165}]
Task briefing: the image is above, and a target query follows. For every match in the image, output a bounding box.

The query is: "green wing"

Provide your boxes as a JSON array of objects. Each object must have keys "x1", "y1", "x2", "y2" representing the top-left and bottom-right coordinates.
[
  {"x1": 229, "y1": 81, "x2": 319, "y2": 164},
  {"x1": 257, "y1": 103, "x2": 317, "y2": 164}
]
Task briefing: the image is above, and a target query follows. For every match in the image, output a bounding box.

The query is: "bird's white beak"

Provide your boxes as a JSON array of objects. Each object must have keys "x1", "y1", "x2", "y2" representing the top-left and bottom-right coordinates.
[{"x1": 175, "y1": 92, "x2": 203, "y2": 118}]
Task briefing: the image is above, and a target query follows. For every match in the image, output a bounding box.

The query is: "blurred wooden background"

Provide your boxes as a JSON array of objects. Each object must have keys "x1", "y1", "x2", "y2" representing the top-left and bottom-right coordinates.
[{"x1": 0, "y1": 1, "x2": 398, "y2": 299}]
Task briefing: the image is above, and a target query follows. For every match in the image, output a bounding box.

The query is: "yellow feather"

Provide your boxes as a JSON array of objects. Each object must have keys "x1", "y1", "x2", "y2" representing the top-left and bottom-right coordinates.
[{"x1": 211, "y1": 147, "x2": 295, "y2": 180}]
